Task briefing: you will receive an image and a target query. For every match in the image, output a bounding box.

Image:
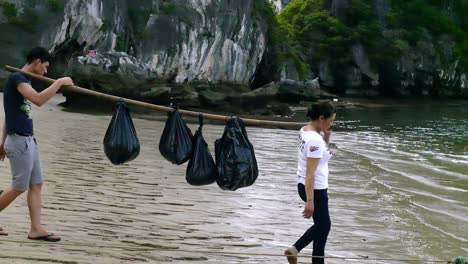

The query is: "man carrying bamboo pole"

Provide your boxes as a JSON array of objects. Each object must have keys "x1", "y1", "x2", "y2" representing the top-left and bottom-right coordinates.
[{"x1": 0, "y1": 47, "x2": 73, "y2": 242}]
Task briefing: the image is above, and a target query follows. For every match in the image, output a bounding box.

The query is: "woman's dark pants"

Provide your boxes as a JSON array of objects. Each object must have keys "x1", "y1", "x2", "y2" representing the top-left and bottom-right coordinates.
[{"x1": 294, "y1": 183, "x2": 331, "y2": 264}]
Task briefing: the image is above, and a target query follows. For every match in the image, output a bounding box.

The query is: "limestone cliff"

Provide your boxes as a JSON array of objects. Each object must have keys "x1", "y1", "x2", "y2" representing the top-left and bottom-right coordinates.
[
  {"x1": 1, "y1": 0, "x2": 267, "y2": 86},
  {"x1": 0, "y1": 0, "x2": 465, "y2": 101}
]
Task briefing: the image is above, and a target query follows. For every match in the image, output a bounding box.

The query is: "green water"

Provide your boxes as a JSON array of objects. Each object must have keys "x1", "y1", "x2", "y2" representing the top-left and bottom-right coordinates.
[
  {"x1": 324, "y1": 100, "x2": 467, "y2": 262},
  {"x1": 336, "y1": 101, "x2": 467, "y2": 154}
]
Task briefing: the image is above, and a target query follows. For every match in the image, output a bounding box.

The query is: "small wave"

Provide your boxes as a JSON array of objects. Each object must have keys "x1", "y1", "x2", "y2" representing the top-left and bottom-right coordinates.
[{"x1": 404, "y1": 207, "x2": 468, "y2": 244}]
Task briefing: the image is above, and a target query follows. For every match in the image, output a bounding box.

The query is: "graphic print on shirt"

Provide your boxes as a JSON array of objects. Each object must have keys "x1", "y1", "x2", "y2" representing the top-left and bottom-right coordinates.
[
  {"x1": 298, "y1": 134, "x2": 306, "y2": 151},
  {"x1": 310, "y1": 146, "x2": 319, "y2": 152},
  {"x1": 299, "y1": 133, "x2": 321, "y2": 154},
  {"x1": 20, "y1": 99, "x2": 32, "y2": 119}
]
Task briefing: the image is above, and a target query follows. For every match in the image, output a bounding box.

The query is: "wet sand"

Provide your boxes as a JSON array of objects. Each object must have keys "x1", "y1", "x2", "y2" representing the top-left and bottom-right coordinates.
[
  {"x1": 0, "y1": 95, "x2": 327, "y2": 263},
  {"x1": 0, "y1": 94, "x2": 465, "y2": 263}
]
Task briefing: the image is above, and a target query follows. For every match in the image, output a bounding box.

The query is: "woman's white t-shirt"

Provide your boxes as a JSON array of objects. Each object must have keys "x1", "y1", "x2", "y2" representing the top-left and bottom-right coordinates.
[{"x1": 296, "y1": 128, "x2": 332, "y2": 189}]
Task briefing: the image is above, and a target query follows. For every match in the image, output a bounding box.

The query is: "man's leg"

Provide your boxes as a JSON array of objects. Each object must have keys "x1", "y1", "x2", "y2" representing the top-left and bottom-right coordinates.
[
  {"x1": 0, "y1": 190, "x2": 5, "y2": 235},
  {"x1": 26, "y1": 185, "x2": 60, "y2": 241},
  {"x1": 1, "y1": 135, "x2": 33, "y2": 235},
  {"x1": 0, "y1": 187, "x2": 24, "y2": 211},
  {"x1": 27, "y1": 139, "x2": 47, "y2": 238},
  {"x1": 27, "y1": 138, "x2": 60, "y2": 241},
  {"x1": 0, "y1": 183, "x2": 27, "y2": 236},
  {"x1": 0, "y1": 182, "x2": 28, "y2": 236},
  {"x1": 0, "y1": 187, "x2": 25, "y2": 235},
  {"x1": 27, "y1": 183, "x2": 49, "y2": 237},
  {"x1": 2, "y1": 135, "x2": 31, "y2": 211}
]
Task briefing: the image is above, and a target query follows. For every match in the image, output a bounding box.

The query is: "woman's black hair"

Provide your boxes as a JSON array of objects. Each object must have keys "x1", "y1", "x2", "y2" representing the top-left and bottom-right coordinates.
[
  {"x1": 26, "y1": 47, "x2": 51, "y2": 64},
  {"x1": 306, "y1": 101, "x2": 336, "y2": 120}
]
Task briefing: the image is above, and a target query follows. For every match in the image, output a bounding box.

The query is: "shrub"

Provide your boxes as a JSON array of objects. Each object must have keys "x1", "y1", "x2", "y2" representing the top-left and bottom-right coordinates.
[{"x1": 46, "y1": 0, "x2": 62, "y2": 13}]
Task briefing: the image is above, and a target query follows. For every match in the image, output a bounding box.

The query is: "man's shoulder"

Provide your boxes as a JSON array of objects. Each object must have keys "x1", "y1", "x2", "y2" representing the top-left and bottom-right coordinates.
[
  {"x1": 10, "y1": 72, "x2": 29, "y2": 82},
  {"x1": 9, "y1": 72, "x2": 22, "y2": 79},
  {"x1": 6, "y1": 72, "x2": 30, "y2": 90},
  {"x1": 4, "y1": 73, "x2": 29, "y2": 96}
]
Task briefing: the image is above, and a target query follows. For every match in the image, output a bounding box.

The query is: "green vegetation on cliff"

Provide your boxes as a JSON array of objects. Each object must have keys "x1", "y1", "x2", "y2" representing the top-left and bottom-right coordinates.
[
  {"x1": 388, "y1": 0, "x2": 468, "y2": 65},
  {"x1": 46, "y1": 0, "x2": 63, "y2": 13},
  {"x1": 271, "y1": 0, "x2": 467, "y2": 94},
  {"x1": 0, "y1": 1, "x2": 39, "y2": 32},
  {"x1": 253, "y1": 0, "x2": 310, "y2": 80}
]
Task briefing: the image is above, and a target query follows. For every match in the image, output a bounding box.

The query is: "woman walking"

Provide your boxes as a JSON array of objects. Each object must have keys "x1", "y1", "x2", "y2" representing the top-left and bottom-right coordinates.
[{"x1": 285, "y1": 101, "x2": 336, "y2": 264}]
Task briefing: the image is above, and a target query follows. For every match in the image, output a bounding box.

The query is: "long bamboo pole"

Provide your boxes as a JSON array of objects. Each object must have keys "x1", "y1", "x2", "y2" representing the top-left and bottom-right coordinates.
[{"x1": 5, "y1": 65, "x2": 306, "y2": 129}]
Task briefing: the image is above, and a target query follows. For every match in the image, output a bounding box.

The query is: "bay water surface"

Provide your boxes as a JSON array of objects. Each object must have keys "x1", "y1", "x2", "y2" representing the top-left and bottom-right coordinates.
[{"x1": 0, "y1": 95, "x2": 466, "y2": 263}]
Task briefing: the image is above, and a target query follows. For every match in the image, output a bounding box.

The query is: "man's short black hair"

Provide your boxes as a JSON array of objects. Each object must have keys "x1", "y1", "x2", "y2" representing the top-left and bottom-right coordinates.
[{"x1": 26, "y1": 47, "x2": 51, "y2": 64}]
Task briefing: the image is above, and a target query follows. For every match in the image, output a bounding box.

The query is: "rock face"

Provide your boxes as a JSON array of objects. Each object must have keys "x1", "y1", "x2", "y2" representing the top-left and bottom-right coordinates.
[
  {"x1": 0, "y1": 0, "x2": 267, "y2": 87},
  {"x1": 0, "y1": 0, "x2": 464, "y2": 103},
  {"x1": 141, "y1": 1, "x2": 266, "y2": 85},
  {"x1": 306, "y1": 0, "x2": 466, "y2": 97},
  {"x1": 67, "y1": 52, "x2": 156, "y2": 95},
  {"x1": 53, "y1": 0, "x2": 266, "y2": 86},
  {"x1": 0, "y1": 0, "x2": 299, "y2": 112},
  {"x1": 271, "y1": 0, "x2": 291, "y2": 12}
]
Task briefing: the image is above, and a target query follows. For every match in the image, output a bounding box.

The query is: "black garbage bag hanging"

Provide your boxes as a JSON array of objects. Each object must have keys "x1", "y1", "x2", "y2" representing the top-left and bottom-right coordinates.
[
  {"x1": 103, "y1": 100, "x2": 140, "y2": 165},
  {"x1": 159, "y1": 108, "x2": 193, "y2": 165},
  {"x1": 186, "y1": 114, "x2": 217, "y2": 186},
  {"x1": 215, "y1": 117, "x2": 258, "y2": 191}
]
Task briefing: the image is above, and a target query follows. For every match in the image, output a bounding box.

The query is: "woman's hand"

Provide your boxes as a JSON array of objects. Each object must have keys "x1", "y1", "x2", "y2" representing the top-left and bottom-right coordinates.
[
  {"x1": 303, "y1": 200, "x2": 314, "y2": 219},
  {"x1": 323, "y1": 129, "x2": 332, "y2": 144}
]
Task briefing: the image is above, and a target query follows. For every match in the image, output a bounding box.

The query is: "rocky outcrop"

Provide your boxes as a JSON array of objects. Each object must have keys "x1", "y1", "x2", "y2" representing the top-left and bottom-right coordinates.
[
  {"x1": 67, "y1": 52, "x2": 156, "y2": 95},
  {"x1": 271, "y1": 0, "x2": 291, "y2": 12},
  {"x1": 0, "y1": 0, "x2": 299, "y2": 112},
  {"x1": 52, "y1": 0, "x2": 266, "y2": 85},
  {"x1": 63, "y1": 50, "x2": 336, "y2": 115},
  {"x1": 1, "y1": 0, "x2": 267, "y2": 86},
  {"x1": 281, "y1": 0, "x2": 466, "y2": 97}
]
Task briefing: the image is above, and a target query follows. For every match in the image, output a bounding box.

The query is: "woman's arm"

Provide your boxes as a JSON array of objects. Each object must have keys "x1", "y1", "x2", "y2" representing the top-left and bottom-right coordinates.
[
  {"x1": 323, "y1": 128, "x2": 332, "y2": 144},
  {"x1": 303, "y1": 157, "x2": 320, "y2": 218}
]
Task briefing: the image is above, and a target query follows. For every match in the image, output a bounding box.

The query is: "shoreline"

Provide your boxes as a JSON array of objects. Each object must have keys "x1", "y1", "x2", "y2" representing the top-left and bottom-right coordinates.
[{"x1": 57, "y1": 94, "x2": 468, "y2": 124}]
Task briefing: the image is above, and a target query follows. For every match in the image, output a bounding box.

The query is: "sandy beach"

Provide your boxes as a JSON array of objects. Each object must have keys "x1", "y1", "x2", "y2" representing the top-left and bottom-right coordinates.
[{"x1": 0, "y1": 94, "x2": 466, "y2": 263}]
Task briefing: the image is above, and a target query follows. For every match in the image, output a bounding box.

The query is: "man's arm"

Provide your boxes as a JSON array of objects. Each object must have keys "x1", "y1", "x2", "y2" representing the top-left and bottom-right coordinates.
[
  {"x1": 0, "y1": 119, "x2": 7, "y2": 161},
  {"x1": 1, "y1": 119, "x2": 6, "y2": 145},
  {"x1": 17, "y1": 77, "x2": 73, "y2": 107}
]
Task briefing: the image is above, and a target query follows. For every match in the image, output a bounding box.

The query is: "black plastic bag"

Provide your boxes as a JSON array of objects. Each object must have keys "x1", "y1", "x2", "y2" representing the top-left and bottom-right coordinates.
[
  {"x1": 159, "y1": 110, "x2": 193, "y2": 165},
  {"x1": 215, "y1": 117, "x2": 258, "y2": 191},
  {"x1": 186, "y1": 115, "x2": 217, "y2": 186},
  {"x1": 103, "y1": 101, "x2": 140, "y2": 165}
]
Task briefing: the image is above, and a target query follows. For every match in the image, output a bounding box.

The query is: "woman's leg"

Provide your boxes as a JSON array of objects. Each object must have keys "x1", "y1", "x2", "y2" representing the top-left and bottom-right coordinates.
[
  {"x1": 311, "y1": 190, "x2": 330, "y2": 264},
  {"x1": 293, "y1": 186, "x2": 328, "y2": 252},
  {"x1": 289, "y1": 185, "x2": 331, "y2": 263},
  {"x1": 284, "y1": 183, "x2": 308, "y2": 264}
]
